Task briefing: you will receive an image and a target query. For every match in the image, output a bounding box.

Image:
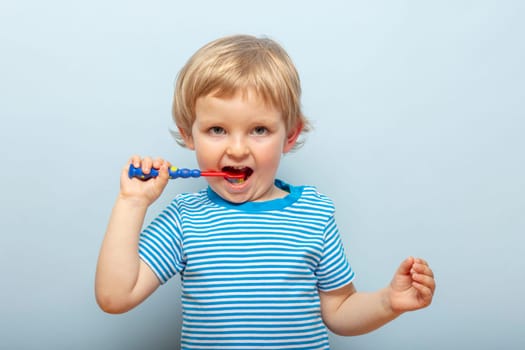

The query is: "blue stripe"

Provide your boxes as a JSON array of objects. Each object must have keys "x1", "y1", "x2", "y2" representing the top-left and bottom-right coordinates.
[
  {"x1": 182, "y1": 282, "x2": 317, "y2": 288},
  {"x1": 182, "y1": 331, "x2": 327, "y2": 340},
  {"x1": 183, "y1": 321, "x2": 321, "y2": 328}
]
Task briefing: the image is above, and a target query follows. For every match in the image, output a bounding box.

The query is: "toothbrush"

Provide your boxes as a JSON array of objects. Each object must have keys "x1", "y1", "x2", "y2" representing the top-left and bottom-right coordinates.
[{"x1": 128, "y1": 164, "x2": 245, "y2": 181}]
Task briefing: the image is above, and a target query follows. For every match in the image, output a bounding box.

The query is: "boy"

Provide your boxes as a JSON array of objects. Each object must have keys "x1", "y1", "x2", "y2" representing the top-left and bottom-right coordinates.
[{"x1": 95, "y1": 34, "x2": 435, "y2": 349}]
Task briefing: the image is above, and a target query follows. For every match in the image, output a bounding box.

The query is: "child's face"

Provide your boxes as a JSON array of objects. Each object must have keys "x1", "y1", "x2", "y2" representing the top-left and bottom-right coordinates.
[{"x1": 182, "y1": 89, "x2": 300, "y2": 203}]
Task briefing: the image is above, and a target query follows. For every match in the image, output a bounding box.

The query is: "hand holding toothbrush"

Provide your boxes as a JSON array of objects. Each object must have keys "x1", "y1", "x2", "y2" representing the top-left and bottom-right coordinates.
[
  {"x1": 118, "y1": 156, "x2": 172, "y2": 207},
  {"x1": 119, "y1": 156, "x2": 245, "y2": 207}
]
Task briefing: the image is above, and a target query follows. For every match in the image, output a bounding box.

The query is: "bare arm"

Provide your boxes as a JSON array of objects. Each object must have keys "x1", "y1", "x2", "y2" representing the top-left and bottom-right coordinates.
[
  {"x1": 320, "y1": 283, "x2": 400, "y2": 336},
  {"x1": 320, "y1": 257, "x2": 435, "y2": 336},
  {"x1": 95, "y1": 157, "x2": 170, "y2": 314}
]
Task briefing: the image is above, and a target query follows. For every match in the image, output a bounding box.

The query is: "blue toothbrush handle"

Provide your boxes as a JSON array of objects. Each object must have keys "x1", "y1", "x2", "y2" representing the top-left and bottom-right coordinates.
[{"x1": 128, "y1": 164, "x2": 202, "y2": 180}]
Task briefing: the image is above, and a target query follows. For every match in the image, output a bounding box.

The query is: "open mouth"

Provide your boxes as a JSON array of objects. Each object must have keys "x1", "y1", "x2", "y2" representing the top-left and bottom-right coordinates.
[{"x1": 222, "y1": 166, "x2": 253, "y2": 184}]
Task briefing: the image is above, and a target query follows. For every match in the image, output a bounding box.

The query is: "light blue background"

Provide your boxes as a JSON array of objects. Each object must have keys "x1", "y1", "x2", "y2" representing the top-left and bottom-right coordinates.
[{"x1": 1, "y1": 1, "x2": 524, "y2": 349}]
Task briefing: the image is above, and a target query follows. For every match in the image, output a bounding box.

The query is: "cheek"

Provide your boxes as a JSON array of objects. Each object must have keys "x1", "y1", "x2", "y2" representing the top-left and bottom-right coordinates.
[
  {"x1": 253, "y1": 140, "x2": 284, "y2": 165},
  {"x1": 193, "y1": 139, "x2": 222, "y2": 165}
]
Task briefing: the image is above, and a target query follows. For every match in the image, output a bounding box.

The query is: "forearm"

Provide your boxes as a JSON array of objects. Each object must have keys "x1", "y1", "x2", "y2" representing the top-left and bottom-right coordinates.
[
  {"x1": 323, "y1": 287, "x2": 401, "y2": 336},
  {"x1": 95, "y1": 196, "x2": 148, "y2": 311}
]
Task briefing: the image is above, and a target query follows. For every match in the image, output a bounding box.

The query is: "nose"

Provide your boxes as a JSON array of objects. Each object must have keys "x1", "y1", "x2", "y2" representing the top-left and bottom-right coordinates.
[{"x1": 226, "y1": 134, "x2": 249, "y2": 159}]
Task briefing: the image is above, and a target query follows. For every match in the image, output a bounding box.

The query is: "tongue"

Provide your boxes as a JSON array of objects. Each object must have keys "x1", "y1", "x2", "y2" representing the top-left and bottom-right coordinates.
[{"x1": 223, "y1": 167, "x2": 253, "y2": 180}]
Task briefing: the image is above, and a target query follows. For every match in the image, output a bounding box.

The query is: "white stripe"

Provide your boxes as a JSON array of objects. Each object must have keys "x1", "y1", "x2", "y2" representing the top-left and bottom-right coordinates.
[{"x1": 181, "y1": 333, "x2": 327, "y2": 343}]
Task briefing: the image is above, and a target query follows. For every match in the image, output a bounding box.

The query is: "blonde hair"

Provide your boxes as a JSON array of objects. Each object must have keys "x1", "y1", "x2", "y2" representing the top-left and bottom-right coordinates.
[{"x1": 172, "y1": 34, "x2": 310, "y2": 148}]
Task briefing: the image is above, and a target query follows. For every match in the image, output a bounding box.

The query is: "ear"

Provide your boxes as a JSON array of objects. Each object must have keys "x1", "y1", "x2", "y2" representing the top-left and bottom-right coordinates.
[
  {"x1": 179, "y1": 127, "x2": 195, "y2": 150},
  {"x1": 282, "y1": 124, "x2": 303, "y2": 153}
]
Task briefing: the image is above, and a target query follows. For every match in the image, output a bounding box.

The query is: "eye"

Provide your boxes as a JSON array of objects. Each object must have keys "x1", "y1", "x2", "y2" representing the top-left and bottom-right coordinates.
[
  {"x1": 208, "y1": 126, "x2": 226, "y2": 135},
  {"x1": 251, "y1": 126, "x2": 269, "y2": 136}
]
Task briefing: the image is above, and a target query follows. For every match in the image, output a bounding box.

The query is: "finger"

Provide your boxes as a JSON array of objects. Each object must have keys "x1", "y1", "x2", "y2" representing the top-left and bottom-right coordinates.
[
  {"x1": 130, "y1": 155, "x2": 142, "y2": 168},
  {"x1": 397, "y1": 256, "x2": 415, "y2": 276},
  {"x1": 141, "y1": 157, "x2": 153, "y2": 174},
  {"x1": 414, "y1": 257, "x2": 429, "y2": 266},
  {"x1": 412, "y1": 272, "x2": 436, "y2": 291},
  {"x1": 412, "y1": 261, "x2": 432, "y2": 273},
  {"x1": 412, "y1": 263, "x2": 434, "y2": 279},
  {"x1": 412, "y1": 281, "x2": 434, "y2": 303},
  {"x1": 152, "y1": 157, "x2": 164, "y2": 169},
  {"x1": 124, "y1": 156, "x2": 140, "y2": 179}
]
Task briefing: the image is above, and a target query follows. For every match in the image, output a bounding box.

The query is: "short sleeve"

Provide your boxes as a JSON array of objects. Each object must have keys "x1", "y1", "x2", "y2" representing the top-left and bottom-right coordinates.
[
  {"x1": 138, "y1": 203, "x2": 185, "y2": 284},
  {"x1": 315, "y1": 214, "x2": 355, "y2": 291}
]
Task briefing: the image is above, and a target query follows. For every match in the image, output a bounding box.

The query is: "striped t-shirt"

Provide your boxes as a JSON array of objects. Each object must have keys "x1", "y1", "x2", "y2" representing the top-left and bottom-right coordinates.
[{"x1": 139, "y1": 180, "x2": 355, "y2": 350}]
